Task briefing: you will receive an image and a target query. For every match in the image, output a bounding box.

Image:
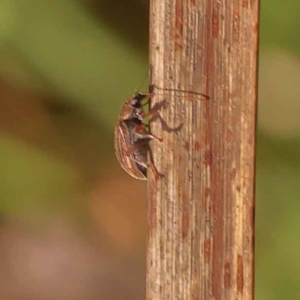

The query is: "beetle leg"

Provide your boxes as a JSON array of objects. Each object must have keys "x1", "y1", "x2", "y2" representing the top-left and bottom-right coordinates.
[
  {"x1": 132, "y1": 92, "x2": 154, "y2": 106},
  {"x1": 140, "y1": 99, "x2": 168, "y2": 119},
  {"x1": 144, "y1": 110, "x2": 183, "y2": 134},
  {"x1": 134, "y1": 124, "x2": 163, "y2": 142},
  {"x1": 139, "y1": 92, "x2": 154, "y2": 100},
  {"x1": 125, "y1": 143, "x2": 142, "y2": 156},
  {"x1": 140, "y1": 101, "x2": 183, "y2": 135},
  {"x1": 140, "y1": 93, "x2": 155, "y2": 107},
  {"x1": 127, "y1": 155, "x2": 162, "y2": 181},
  {"x1": 147, "y1": 147, "x2": 164, "y2": 181},
  {"x1": 149, "y1": 162, "x2": 162, "y2": 181},
  {"x1": 133, "y1": 92, "x2": 154, "y2": 98},
  {"x1": 126, "y1": 152, "x2": 162, "y2": 181},
  {"x1": 127, "y1": 156, "x2": 147, "y2": 168},
  {"x1": 125, "y1": 140, "x2": 163, "y2": 181}
]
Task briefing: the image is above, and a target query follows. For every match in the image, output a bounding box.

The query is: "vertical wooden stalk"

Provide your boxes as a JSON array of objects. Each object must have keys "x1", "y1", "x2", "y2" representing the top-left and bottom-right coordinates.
[{"x1": 147, "y1": 0, "x2": 259, "y2": 299}]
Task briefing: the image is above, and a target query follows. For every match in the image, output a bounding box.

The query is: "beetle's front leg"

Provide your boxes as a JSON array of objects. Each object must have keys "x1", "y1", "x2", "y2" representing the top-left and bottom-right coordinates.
[
  {"x1": 140, "y1": 99, "x2": 168, "y2": 119},
  {"x1": 132, "y1": 92, "x2": 154, "y2": 106},
  {"x1": 144, "y1": 100, "x2": 184, "y2": 134}
]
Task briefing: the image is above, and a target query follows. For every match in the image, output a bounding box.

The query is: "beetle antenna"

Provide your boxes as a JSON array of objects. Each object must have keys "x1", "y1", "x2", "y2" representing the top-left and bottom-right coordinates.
[
  {"x1": 150, "y1": 84, "x2": 210, "y2": 100},
  {"x1": 134, "y1": 71, "x2": 149, "y2": 95}
]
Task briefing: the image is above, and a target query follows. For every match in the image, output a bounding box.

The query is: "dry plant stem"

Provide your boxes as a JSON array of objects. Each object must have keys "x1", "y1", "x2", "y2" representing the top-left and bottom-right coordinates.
[{"x1": 147, "y1": 0, "x2": 259, "y2": 300}]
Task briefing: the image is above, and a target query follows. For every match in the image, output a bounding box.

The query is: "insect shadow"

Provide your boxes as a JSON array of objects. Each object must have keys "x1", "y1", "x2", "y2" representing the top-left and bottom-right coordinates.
[{"x1": 147, "y1": 99, "x2": 184, "y2": 134}]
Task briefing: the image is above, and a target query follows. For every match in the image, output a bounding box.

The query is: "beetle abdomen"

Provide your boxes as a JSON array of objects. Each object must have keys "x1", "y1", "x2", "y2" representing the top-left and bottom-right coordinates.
[{"x1": 114, "y1": 119, "x2": 148, "y2": 180}]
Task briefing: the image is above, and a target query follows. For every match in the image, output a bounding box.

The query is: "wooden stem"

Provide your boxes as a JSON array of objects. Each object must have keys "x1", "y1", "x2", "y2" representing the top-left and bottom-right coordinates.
[{"x1": 147, "y1": 0, "x2": 259, "y2": 299}]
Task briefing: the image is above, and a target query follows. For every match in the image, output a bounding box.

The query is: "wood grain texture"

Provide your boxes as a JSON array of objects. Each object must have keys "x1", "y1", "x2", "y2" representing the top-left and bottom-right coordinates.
[{"x1": 147, "y1": 0, "x2": 259, "y2": 299}]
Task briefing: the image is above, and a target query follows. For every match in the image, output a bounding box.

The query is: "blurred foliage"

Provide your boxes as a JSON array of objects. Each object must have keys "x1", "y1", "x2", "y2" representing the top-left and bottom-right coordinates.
[
  {"x1": 0, "y1": 0, "x2": 298, "y2": 299},
  {"x1": 0, "y1": 0, "x2": 148, "y2": 125},
  {"x1": 260, "y1": 0, "x2": 300, "y2": 54}
]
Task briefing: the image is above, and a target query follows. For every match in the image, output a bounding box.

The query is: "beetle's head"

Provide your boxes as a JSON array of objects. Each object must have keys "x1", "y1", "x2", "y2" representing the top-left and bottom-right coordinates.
[
  {"x1": 120, "y1": 100, "x2": 143, "y2": 121},
  {"x1": 124, "y1": 96, "x2": 140, "y2": 108},
  {"x1": 131, "y1": 93, "x2": 146, "y2": 108}
]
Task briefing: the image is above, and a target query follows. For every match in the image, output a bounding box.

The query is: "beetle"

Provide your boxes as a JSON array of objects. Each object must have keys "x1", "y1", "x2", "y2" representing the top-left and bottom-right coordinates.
[
  {"x1": 114, "y1": 92, "x2": 164, "y2": 180},
  {"x1": 114, "y1": 88, "x2": 209, "y2": 180}
]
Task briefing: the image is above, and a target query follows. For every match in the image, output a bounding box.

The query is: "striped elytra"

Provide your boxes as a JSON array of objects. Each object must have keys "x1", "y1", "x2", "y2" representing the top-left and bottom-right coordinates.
[
  {"x1": 114, "y1": 118, "x2": 148, "y2": 180},
  {"x1": 114, "y1": 92, "x2": 160, "y2": 180}
]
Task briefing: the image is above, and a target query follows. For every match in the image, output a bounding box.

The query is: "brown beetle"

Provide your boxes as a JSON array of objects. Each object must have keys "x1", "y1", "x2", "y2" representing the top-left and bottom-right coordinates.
[
  {"x1": 114, "y1": 92, "x2": 164, "y2": 180},
  {"x1": 114, "y1": 88, "x2": 209, "y2": 180}
]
